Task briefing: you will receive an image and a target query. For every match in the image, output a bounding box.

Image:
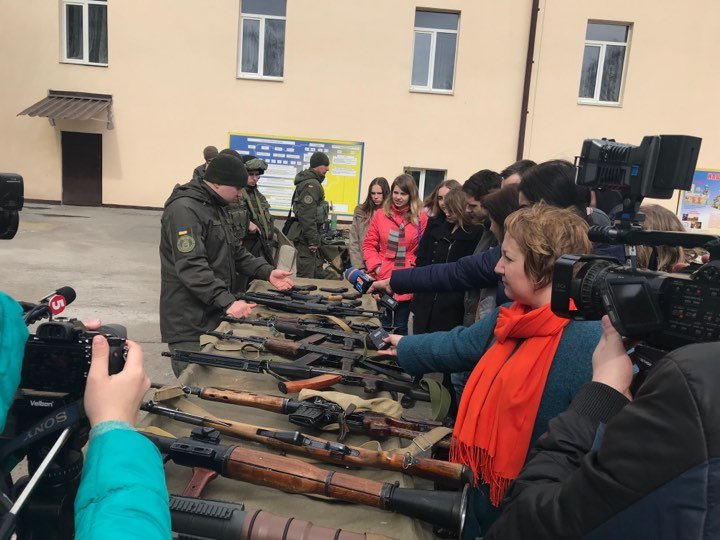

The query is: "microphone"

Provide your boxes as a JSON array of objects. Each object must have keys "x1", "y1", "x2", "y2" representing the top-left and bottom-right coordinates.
[{"x1": 23, "y1": 286, "x2": 77, "y2": 324}]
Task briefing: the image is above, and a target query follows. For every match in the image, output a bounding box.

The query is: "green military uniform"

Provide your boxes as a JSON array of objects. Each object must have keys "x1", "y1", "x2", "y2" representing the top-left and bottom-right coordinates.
[
  {"x1": 243, "y1": 184, "x2": 276, "y2": 262},
  {"x1": 287, "y1": 168, "x2": 330, "y2": 278},
  {"x1": 159, "y1": 177, "x2": 274, "y2": 351}
]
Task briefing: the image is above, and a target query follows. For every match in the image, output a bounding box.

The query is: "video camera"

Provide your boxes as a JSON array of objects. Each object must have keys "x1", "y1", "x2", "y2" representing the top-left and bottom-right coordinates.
[
  {"x1": 552, "y1": 135, "x2": 720, "y2": 355},
  {"x1": 0, "y1": 173, "x2": 23, "y2": 240}
]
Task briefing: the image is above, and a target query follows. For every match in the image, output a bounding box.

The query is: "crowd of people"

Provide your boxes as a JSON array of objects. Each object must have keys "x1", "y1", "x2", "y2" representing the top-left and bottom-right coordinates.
[{"x1": 0, "y1": 145, "x2": 717, "y2": 539}]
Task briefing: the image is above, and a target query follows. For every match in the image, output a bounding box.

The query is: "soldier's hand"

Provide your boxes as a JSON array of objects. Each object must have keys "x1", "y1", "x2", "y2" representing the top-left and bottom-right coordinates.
[
  {"x1": 248, "y1": 222, "x2": 259, "y2": 234},
  {"x1": 226, "y1": 300, "x2": 258, "y2": 319},
  {"x1": 309, "y1": 245, "x2": 318, "y2": 253},
  {"x1": 269, "y1": 270, "x2": 294, "y2": 290}
]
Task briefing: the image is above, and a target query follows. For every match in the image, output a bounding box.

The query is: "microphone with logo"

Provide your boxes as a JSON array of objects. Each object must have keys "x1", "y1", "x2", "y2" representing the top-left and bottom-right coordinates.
[{"x1": 22, "y1": 286, "x2": 77, "y2": 325}]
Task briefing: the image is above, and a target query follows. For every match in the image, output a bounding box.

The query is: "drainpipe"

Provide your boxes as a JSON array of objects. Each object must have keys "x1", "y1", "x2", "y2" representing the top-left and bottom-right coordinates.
[{"x1": 516, "y1": 0, "x2": 540, "y2": 161}]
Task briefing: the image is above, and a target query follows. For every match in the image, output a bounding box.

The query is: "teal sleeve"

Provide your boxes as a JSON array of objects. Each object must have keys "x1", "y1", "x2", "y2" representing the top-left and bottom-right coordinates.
[
  {"x1": 396, "y1": 308, "x2": 499, "y2": 376},
  {"x1": 75, "y1": 428, "x2": 170, "y2": 540},
  {"x1": 0, "y1": 292, "x2": 29, "y2": 431}
]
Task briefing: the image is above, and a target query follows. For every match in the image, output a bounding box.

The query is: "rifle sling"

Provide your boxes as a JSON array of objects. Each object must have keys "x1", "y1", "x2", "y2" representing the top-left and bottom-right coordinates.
[
  {"x1": 421, "y1": 378, "x2": 452, "y2": 422},
  {"x1": 393, "y1": 427, "x2": 454, "y2": 457}
]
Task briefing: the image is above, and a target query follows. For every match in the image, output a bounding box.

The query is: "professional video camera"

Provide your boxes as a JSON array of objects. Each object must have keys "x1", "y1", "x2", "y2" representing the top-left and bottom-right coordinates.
[
  {"x1": 0, "y1": 173, "x2": 23, "y2": 240},
  {"x1": 551, "y1": 134, "x2": 720, "y2": 357},
  {"x1": 0, "y1": 289, "x2": 127, "y2": 540}
]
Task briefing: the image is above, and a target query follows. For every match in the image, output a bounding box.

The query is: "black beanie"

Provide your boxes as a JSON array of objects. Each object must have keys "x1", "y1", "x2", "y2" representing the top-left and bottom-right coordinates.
[
  {"x1": 310, "y1": 151, "x2": 330, "y2": 168},
  {"x1": 204, "y1": 154, "x2": 248, "y2": 187}
]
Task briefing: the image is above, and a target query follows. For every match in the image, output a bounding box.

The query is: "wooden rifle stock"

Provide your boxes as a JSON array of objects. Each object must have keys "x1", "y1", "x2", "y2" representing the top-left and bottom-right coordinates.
[
  {"x1": 147, "y1": 431, "x2": 467, "y2": 532},
  {"x1": 279, "y1": 374, "x2": 342, "y2": 393},
  {"x1": 143, "y1": 401, "x2": 469, "y2": 486}
]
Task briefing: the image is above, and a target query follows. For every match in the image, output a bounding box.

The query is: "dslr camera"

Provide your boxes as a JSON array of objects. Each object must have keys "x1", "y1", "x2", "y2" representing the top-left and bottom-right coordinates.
[{"x1": 551, "y1": 135, "x2": 720, "y2": 355}]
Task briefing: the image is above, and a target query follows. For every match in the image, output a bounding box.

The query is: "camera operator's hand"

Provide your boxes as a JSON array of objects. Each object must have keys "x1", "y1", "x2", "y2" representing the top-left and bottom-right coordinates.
[
  {"x1": 591, "y1": 316, "x2": 634, "y2": 400},
  {"x1": 225, "y1": 300, "x2": 257, "y2": 319},
  {"x1": 84, "y1": 336, "x2": 150, "y2": 427}
]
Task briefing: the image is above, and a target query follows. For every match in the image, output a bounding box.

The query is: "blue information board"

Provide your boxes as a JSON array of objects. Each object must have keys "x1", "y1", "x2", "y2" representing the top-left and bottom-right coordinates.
[{"x1": 229, "y1": 132, "x2": 364, "y2": 217}]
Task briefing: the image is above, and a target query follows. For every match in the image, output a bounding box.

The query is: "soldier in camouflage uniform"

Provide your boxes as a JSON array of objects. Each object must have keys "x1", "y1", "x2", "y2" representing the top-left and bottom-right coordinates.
[
  {"x1": 242, "y1": 157, "x2": 276, "y2": 264},
  {"x1": 192, "y1": 145, "x2": 218, "y2": 181},
  {"x1": 287, "y1": 151, "x2": 332, "y2": 278},
  {"x1": 160, "y1": 153, "x2": 293, "y2": 376}
]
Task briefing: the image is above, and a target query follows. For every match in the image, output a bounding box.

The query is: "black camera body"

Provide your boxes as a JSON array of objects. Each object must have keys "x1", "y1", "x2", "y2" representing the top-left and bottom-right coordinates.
[
  {"x1": 21, "y1": 320, "x2": 127, "y2": 402},
  {"x1": 0, "y1": 173, "x2": 23, "y2": 240}
]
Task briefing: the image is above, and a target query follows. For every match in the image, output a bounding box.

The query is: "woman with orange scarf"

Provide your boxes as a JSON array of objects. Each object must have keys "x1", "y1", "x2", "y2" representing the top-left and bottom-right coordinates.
[{"x1": 387, "y1": 203, "x2": 601, "y2": 539}]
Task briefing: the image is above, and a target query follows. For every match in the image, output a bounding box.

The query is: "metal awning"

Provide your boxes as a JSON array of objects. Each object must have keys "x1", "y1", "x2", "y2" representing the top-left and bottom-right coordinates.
[{"x1": 18, "y1": 90, "x2": 114, "y2": 129}]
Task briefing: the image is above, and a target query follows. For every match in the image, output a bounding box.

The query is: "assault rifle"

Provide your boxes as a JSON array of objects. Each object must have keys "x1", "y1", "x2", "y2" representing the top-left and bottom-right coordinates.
[
  {"x1": 182, "y1": 385, "x2": 451, "y2": 450},
  {"x1": 141, "y1": 401, "x2": 468, "y2": 486},
  {"x1": 162, "y1": 349, "x2": 430, "y2": 407},
  {"x1": 236, "y1": 292, "x2": 381, "y2": 318},
  {"x1": 221, "y1": 316, "x2": 372, "y2": 350},
  {"x1": 268, "y1": 288, "x2": 363, "y2": 306},
  {"x1": 144, "y1": 428, "x2": 468, "y2": 533},
  {"x1": 170, "y1": 495, "x2": 396, "y2": 540}
]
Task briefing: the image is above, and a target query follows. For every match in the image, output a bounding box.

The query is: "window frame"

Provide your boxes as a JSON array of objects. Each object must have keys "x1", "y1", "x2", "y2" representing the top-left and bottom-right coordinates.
[
  {"x1": 237, "y1": 7, "x2": 286, "y2": 81},
  {"x1": 578, "y1": 22, "x2": 631, "y2": 106},
  {"x1": 410, "y1": 11, "x2": 459, "y2": 95},
  {"x1": 60, "y1": 0, "x2": 108, "y2": 66},
  {"x1": 404, "y1": 167, "x2": 447, "y2": 198}
]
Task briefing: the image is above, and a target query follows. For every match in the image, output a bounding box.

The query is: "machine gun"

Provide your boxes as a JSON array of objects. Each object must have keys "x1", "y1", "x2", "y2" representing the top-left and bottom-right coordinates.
[
  {"x1": 236, "y1": 292, "x2": 381, "y2": 318},
  {"x1": 141, "y1": 401, "x2": 467, "y2": 486},
  {"x1": 144, "y1": 428, "x2": 467, "y2": 534},
  {"x1": 162, "y1": 349, "x2": 431, "y2": 408},
  {"x1": 181, "y1": 385, "x2": 451, "y2": 450}
]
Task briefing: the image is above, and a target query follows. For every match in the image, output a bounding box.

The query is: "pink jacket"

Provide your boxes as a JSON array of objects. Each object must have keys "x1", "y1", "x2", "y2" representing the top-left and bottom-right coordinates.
[{"x1": 362, "y1": 206, "x2": 428, "y2": 302}]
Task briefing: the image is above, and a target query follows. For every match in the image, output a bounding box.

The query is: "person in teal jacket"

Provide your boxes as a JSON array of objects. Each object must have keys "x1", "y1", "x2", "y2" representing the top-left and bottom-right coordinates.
[
  {"x1": 383, "y1": 204, "x2": 602, "y2": 539},
  {"x1": 0, "y1": 292, "x2": 170, "y2": 539}
]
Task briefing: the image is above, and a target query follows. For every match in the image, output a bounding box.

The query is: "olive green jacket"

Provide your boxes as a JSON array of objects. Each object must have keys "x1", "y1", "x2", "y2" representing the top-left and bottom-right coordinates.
[
  {"x1": 244, "y1": 186, "x2": 275, "y2": 241},
  {"x1": 290, "y1": 169, "x2": 328, "y2": 246},
  {"x1": 159, "y1": 178, "x2": 273, "y2": 343}
]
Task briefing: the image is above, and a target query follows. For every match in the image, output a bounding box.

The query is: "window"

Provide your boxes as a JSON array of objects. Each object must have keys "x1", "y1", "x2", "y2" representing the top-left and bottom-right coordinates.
[
  {"x1": 238, "y1": 0, "x2": 286, "y2": 79},
  {"x1": 61, "y1": 0, "x2": 108, "y2": 65},
  {"x1": 405, "y1": 168, "x2": 446, "y2": 198},
  {"x1": 578, "y1": 22, "x2": 630, "y2": 104},
  {"x1": 411, "y1": 10, "x2": 459, "y2": 93}
]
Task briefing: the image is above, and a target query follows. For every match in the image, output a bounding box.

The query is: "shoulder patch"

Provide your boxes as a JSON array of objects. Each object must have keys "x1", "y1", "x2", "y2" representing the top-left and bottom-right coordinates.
[
  {"x1": 177, "y1": 235, "x2": 196, "y2": 253},
  {"x1": 303, "y1": 194, "x2": 315, "y2": 204}
]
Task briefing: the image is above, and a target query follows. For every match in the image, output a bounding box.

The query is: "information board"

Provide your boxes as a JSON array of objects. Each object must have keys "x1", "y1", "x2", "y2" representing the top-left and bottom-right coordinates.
[
  {"x1": 677, "y1": 169, "x2": 720, "y2": 234},
  {"x1": 229, "y1": 132, "x2": 364, "y2": 218}
]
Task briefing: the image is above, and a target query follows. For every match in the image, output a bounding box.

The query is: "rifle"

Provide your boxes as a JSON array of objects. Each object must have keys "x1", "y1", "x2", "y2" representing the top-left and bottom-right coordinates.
[
  {"x1": 144, "y1": 428, "x2": 468, "y2": 533},
  {"x1": 182, "y1": 385, "x2": 451, "y2": 450},
  {"x1": 268, "y1": 288, "x2": 363, "y2": 307},
  {"x1": 162, "y1": 349, "x2": 430, "y2": 407},
  {"x1": 236, "y1": 292, "x2": 381, "y2": 318},
  {"x1": 141, "y1": 401, "x2": 468, "y2": 486},
  {"x1": 170, "y1": 495, "x2": 397, "y2": 540}
]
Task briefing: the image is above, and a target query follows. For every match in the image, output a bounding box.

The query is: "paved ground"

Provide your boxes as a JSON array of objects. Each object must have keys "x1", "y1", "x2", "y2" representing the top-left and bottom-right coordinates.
[{"x1": 3, "y1": 203, "x2": 175, "y2": 385}]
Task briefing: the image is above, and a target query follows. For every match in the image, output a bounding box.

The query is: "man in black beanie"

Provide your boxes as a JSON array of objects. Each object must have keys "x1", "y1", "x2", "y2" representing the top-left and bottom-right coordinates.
[
  {"x1": 160, "y1": 152, "x2": 293, "y2": 376},
  {"x1": 286, "y1": 151, "x2": 332, "y2": 278}
]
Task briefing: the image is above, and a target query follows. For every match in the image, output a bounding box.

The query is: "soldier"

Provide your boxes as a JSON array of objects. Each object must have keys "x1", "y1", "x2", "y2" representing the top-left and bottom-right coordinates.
[
  {"x1": 242, "y1": 157, "x2": 276, "y2": 264},
  {"x1": 287, "y1": 151, "x2": 331, "y2": 278},
  {"x1": 192, "y1": 145, "x2": 219, "y2": 181},
  {"x1": 160, "y1": 153, "x2": 293, "y2": 376}
]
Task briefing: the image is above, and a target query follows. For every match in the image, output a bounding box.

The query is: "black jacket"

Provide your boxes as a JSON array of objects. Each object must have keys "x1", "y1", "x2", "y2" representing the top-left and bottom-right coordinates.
[
  {"x1": 159, "y1": 178, "x2": 273, "y2": 343},
  {"x1": 485, "y1": 342, "x2": 720, "y2": 540},
  {"x1": 411, "y1": 217, "x2": 483, "y2": 334}
]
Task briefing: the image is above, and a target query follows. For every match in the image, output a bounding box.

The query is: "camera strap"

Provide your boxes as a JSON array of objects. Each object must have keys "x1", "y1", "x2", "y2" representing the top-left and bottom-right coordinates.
[{"x1": 0, "y1": 401, "x2": 84, "y2": 469}]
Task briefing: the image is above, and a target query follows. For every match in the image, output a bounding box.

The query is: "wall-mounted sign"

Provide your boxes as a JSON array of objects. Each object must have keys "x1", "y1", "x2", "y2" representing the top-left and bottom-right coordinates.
[{"x1": 678, "y1": 169, "x2": 720, "y2": 234}]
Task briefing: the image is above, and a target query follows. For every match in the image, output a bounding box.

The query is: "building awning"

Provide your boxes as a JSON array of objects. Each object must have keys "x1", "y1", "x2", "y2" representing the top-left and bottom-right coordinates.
[{"x1": 18, "y1": 90, "x2": 114, "y2": 129}]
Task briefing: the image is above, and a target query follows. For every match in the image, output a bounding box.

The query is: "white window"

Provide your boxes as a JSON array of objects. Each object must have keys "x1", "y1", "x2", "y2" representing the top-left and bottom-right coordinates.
[
  {"x1": 61, "y1": 0, "x2": 108, "y2": 65},
  {"x1": 238, "y1": 0, "x2": 286, "y2": 80},
  {"x1": 411, "y1": 10, "x2": 459, "y2": 93},
  {"x1": 578, "y1": 22, "x2": 630, "y2": 105},
  {"x1": 405, "y1": 167, "x2": 446, "y2": 198}
]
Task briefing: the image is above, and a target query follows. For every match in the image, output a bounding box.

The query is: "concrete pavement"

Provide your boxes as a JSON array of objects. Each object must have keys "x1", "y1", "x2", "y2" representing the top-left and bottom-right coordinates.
[{"x1": 2, "y1": 203, "x2": 175, "y2": 385}]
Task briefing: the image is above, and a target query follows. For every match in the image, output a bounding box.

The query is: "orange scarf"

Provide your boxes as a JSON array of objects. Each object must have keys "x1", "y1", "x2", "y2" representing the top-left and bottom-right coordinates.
[{"x1": 450, "y1": 302, "x2": 570, "y2": 506}]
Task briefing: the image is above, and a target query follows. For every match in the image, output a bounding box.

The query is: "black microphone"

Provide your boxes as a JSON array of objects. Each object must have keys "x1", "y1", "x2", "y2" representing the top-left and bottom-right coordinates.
[{"x1": 23, "y1": 286, "x2": 77, "y2": 324}]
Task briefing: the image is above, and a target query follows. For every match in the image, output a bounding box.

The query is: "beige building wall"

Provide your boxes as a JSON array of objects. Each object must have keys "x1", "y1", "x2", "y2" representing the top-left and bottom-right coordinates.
[
  {"x1": 0, "y1": 1, "x2": 533, "y2": 208},
  {"x1": 525, "y1": 0, "x2": 720, "y2": 210}
]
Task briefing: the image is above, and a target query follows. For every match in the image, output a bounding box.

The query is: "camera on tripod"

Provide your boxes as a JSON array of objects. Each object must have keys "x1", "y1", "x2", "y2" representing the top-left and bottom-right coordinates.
[{"x1": 551, "y1": 134, "x2": 720, "y2": 355}]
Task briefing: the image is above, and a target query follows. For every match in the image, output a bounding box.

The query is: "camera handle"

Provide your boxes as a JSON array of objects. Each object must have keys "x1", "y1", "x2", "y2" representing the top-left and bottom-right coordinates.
[{"x1": 0, "y1": 428, "x2": 72, "y2": 540}]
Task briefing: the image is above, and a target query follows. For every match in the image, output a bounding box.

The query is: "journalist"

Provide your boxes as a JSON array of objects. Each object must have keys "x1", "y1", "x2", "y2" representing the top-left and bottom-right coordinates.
[
  {"x1": 0, "y1": 292, "x2": 170, "y2": 539},
  {"x1": 485, "y1": 316, "x2": 720, "y2": 540},
  {"x1": 381, "y1": 205, "x2": 601, "y2": 539}
]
